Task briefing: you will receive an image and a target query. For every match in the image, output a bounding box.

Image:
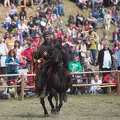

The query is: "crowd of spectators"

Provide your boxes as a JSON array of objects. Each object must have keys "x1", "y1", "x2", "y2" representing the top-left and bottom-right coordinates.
[{"x1": 0, "y1": 0, "x2": 120, "y2": 98}]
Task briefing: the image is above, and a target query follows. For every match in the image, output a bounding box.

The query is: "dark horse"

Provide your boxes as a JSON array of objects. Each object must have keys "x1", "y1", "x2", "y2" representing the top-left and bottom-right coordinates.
[{"x1": 35, "y1": 48, "x2": 71, "y2": 117}]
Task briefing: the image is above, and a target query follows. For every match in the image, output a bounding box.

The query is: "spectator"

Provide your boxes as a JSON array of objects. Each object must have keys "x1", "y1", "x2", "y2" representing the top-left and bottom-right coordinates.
[
  {"x1": 69, "y1": 55, "x2": 82, "y2": 72},
  {"x1": 21, "y1": 41, "x2": 33, "y2": 70},
  {"x1": 5, "y1": 32, "x2": 16, "y2": 51},
  {"x1": 9, "y1": 4, "x2": 17, "y2": 20},
  {"x1": 112, "y1": 28, "x2": 120, "y2": 42},
  {"x1": 78, "y1": 0, "x2": 87, "y2": 11},
  {"x1": 27, "y1": 16, "x2": 35, "y2": 37},
  {"x1": 0, "y1": 77, "x2": 10, "y2": 99},
  {"x1": 112, "y1": 40, "x2": 119, "y2": 53},
  {"x1": 18, "y1": 20, "x2": 30, "y2": 38},
  {"x1": 103, "y1": 72, "x2": 117, "y2": 93},
  {"x1": 114, "y1": 43, "x2": 120, "y2": 70},
  {"x1": 88, "y1": 30, "x2": 98, "y2": 64},
  {"x1": 19, "y1": 5, "x2": 27, "y2": 21},
  {"x1": 97, "y1": 38, "x2": 105, "y2": 52},
  {"x1": 5, "y1": 50, "x2": 19, "y2": 85},
  {"x1": 87, "y1": 12, "x2": 98, "y2": 30},
  {"x1": 2, "y1": 12, "x2": 11, "y2": 30},
  {"x1": 7, "y1": 20, "x2": 17, "y2": 32},
  {"x1": 90, "y1": 74, "x2": 103, "y2": 94},
  {"x1": 4, "y1": 0, "x2": 10, "y2": 8},
  {"x1": 97, "y1": 43, "x2": 113, "y2": 77},
  {"x1": 57, "y1": 0, "x2": 65, "y2": 15},
  {"x1": 8, "y1": 81, "x2": 15, "y2": 97},
  {"x1": 76, "y1": 11, "x2": 84, "y2": 27},
  {"x1": 0, "y1": 37, "x2": 8, "y2": 74},
  {"x1": 68, "y1": 45, "x2": 80, "y2": 62}
]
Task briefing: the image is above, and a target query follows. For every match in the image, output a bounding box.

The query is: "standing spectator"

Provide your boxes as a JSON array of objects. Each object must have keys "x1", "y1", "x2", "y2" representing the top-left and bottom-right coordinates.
[
  {"x1": 21, "y1": 41, "x2": 33, "y2": 70},
  {"x1": 69, "y1": 55, "x2": 83, "y2": 72},
  {"x1": 97, "y1": 43, "x2": 113, "y2": 77},
  {"x1": 5, "y1": 50, "x2": 19, "y2": 85},
  {"x1": 90, "y1": 74, "x2": 103, "y2": 94},
  {"x1": 115, "y1": 43, "x2": 120, "y2": 70},
  {"x1": 112, "y1": 28, "x2": 120, "y2": 42},
  {"x1": 88, "y1": 30, "x2": 98, "y2": 64},
  {"x1": 5, "y1": 32, "x2": 16, "y2": 51},
  {"x1": 0, "y1": 37, "x2": 8, "y2": 74}
]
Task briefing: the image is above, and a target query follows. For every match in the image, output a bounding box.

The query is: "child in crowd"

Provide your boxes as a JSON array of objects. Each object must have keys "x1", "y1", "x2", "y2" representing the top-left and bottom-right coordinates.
[{"x1": 19, "y1": 6, "x2": 27, "y2": 21}]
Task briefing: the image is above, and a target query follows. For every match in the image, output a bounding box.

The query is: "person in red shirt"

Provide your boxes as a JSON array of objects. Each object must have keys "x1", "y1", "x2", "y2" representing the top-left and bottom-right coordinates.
[
  {"x1": 103, "y1": 72, "x2": 117, "y2": 93},
  {"x1": 21, "y1": 41, "x2": 33, "y2": 70}
]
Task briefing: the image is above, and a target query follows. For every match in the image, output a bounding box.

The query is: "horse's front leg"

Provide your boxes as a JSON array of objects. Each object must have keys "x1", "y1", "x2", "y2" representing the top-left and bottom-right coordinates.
[
  {"x1": 59, "y1": 93, "x2": 63, "y2": 111},
  {"x1": 40, "y1": 98, "x2": 49, "y2": 117},
  {"x1": 48, "y1": 93, "x2": 55, "y2": 114},
  {"x1": 51, "y1": 89, "x2": 59, "y2": 114}
]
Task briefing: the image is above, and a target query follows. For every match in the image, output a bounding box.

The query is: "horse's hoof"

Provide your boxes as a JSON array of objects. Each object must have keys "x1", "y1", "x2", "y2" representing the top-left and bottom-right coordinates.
[
  {"x1": 44, "y1": 114, "x2": 49, "y2": 117},
  {"x1": 51, "y1": 109, "x2": 60, "y2": 115}
]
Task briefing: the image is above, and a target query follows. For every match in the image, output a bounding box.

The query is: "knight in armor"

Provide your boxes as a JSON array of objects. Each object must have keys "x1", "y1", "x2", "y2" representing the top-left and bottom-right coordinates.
[{"x1": 33, "y1": 30, "x2": 69, "y2": 101}]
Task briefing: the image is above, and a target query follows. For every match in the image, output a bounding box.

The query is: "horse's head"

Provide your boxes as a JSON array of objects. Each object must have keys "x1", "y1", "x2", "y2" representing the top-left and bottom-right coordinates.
[{"x1": 52, "y1": 49, "x2": 63, "y2": 65}]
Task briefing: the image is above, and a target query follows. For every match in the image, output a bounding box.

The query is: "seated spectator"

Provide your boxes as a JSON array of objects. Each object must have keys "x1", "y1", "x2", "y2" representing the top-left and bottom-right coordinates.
[
  {"x1": 4, "y1": 0, "x2": 10, "y2": 7},
  {"x1": 14, "y1": 29, "x2": 24, "y2": 45},
  {"x1": 21, "y1": 0, "x2": 34, "y2": 8},
  {"x1": 78, "y1": 0, "x2": 87, "y2": 11},
  {"x1": 56, "y1": 0, "x2": 65, "y2": 15},
  {"x1": 2, "y1": 12, "x2": 11, "y2": 30},
  {"x1": 69, "y1": 55, "x2": 82, "y2": 72},
  {"x1": 27, "y1": 16, "x2": 35, "y2": 37},
  {"x1": 90, "y1": 74, "x2": 103, "y2": 94},
  {"x1": 7, "y1": 20, "x2": 17, "y2": 32},
  {"x1": 19, "y1": 5, "x2": 27, "y2": 21},
  {"x1": 68, "y1": 15, "x2": 76, "y2": 26},
  {"x1": 76, "y1": 11, "x2": 84, "y2": 27},
  {"x1": 100, "y1": 31, "x2": 109, "y2": 42},
  {"x1": 99, "y1": 5, "x2": 107, "y2": 19},
  {"x1": 91, "y1": 6, "x2": 103, "y2": 23},
  {"x1": 8, "y1": 81, "x2": 15, "y2": 97},
  {"x1": 9, "y1": 4, "x2": 18, "y2": 20},
  {"x1": 87, "y1": 12, "x2": 98, "y2": 30},
  {"x1": 18, "y1": 20, "x2": 30, "y2": 38},
  {"x1": 5, "y1": 50, "x2": 19, "y2": 85},
  {"x1": 103, "y1": 72, "x2": 117, "y2": 93},
  {"x1": 0, "y1": 77, "x2": 10, "y2": 99}
]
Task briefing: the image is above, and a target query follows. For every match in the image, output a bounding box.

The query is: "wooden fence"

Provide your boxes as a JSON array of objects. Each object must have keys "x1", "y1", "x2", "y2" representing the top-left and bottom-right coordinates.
[{"x1": 0, "y1": 70, "x2": 120, "y2": 101}]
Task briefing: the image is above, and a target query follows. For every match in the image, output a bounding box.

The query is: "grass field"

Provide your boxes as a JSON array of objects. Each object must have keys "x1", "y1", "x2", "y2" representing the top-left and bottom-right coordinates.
[{"x1": 0, "y1": 94, "x2": 120, "y2": 120}]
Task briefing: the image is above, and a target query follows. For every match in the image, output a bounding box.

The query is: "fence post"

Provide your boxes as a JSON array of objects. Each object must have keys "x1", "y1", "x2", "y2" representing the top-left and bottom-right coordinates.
[
  {"x1": 20, "y1": 75, "x2": 25, "y2": 101},
  {"x1": 117, "y1": 71, "x2": 120, "y2": 95}
]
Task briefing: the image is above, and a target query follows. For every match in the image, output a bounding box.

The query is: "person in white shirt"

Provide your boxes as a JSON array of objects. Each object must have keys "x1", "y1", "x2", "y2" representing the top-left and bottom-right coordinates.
[
  {"x1": 0, "y1": 37, "x2": 8, "y2": 74},
  {"x1": 90, "y1": 74, "x2": 103, "y2": 94},
  {"x1": 18, "y1": 20, "x2": 30, "y2": 38}
]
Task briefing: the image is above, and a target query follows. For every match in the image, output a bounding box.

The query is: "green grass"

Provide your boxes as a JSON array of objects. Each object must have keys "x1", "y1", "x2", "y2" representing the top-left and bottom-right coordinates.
[{"x1": 0, "y1": 94, "x2": 120, "y2": 120}]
